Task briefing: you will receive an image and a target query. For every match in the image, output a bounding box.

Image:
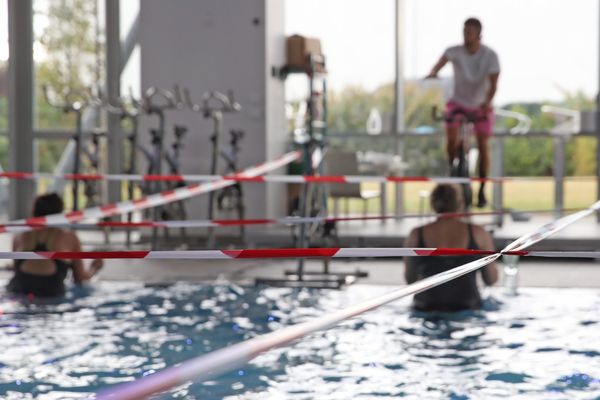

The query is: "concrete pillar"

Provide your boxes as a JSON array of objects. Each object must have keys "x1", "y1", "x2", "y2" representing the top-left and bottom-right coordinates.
[
  {"x1": 7, "y1": 0, "x2": 35, "y2": 219},
  {"x1": 105, "y1": 0, "x2": 123, "y2": 204},
  {"x1": 394, "y1": 0, "x2": 406, "y2": 216},
  {"x1": 138, "y1": 0, "x2": 286, "y2": 222}
]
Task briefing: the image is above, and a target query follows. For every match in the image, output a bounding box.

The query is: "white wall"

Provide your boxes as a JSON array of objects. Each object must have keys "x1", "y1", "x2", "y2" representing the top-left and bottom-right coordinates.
[{"x1": 138, "y1": 0, "x2": 286, "y2": 223}]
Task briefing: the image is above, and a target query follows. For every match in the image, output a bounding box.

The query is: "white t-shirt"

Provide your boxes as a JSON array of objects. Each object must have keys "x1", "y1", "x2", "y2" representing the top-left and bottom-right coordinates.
[{"x1": 444, "y1": 44, "x2": 500, "y2": 108}]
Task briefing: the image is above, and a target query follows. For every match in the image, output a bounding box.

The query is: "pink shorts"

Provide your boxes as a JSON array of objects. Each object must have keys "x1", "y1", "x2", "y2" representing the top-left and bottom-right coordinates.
[{"x1": 445, "y1": 100, "x2": 494, "y2": 137}]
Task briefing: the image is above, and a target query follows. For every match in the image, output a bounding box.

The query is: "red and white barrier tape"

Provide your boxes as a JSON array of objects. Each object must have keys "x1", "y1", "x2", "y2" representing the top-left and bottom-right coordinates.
[
  {"x1": 96, "y1": 199, "x2": 600, "y2": 400},
  {"x1": 503, "y1": 201, "x2": 600, "y2": 252},
  {"x1": 1, "y1": 151, "x2": 300, "y2": 233},
  {"x1": 0, "y1": 171, "x2": 592, "y2": 184},
  {"x1": 0, "y1": 208, "x2": 579, "y2": 233},
  {"x1": 1, "y1": 247, "x2": 600, "y2": 260}
]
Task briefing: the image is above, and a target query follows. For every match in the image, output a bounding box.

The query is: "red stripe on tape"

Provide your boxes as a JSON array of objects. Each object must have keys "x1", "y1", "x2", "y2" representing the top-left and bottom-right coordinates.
[
  {"x1": 0, "y1": 172, "x2": 33, "y2": 179},
  {"x1": 304, "y1": 175, "x2": 347, "y2": 183},
  {"x1": 428, "y1": 248, "x2": 496, "y2": 256},
  {"x1": 223, "y1": 176, "x2": 264, "y2": 182},
  {"x1": 143, "y1": 175, "x2": 184, "y2": 182},
  {"x1": 223, "y1": 248, "x2": 341, "y2": 259},
  {"x1": 65, "y1": 210, "x2": 85, "y2": 222},
  {"x1": 502, "y1": 250, "x2": 529, "y2": 256},
  {"x1": 161, "y1": 190, "x2": 178, "y2": 201},
  {"x1": 133, "y1": 198, "x2": 149, "y2": 207},
  {"x1": 221, "y1": 250, "x2": 242, "y2": 258},
  {"x1": 100, "y1": 204, "x2": 119, "y2": 215},
  {"x1": 414, "y1": 249, "x2": 435, "y2": 256},
  {"x1": 25, "y1": 217, "x2": 48, "y2": 226},
  {"x1": 64, "y1": 173, "x2": 103, "y2": 180}
]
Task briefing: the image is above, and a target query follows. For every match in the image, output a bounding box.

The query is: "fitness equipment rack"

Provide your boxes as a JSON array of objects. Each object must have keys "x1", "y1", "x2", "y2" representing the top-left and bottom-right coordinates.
[
  {"x1": 259, "y1": 54, "x2": 368, "y2": 289},
  {"x1": 178, "y1": 86, "x2": 242, "y2": 247}
]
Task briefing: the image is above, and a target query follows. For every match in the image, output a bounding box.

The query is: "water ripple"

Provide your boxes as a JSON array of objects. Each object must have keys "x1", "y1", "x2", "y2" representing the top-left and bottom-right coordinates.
[{"x1": 0, "y1": 283, "x2": 597, "y2": 399}]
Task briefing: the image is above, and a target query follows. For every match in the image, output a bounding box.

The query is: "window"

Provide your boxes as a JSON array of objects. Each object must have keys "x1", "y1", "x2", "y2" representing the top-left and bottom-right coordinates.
[
  {"x1": 33, "y1": 0, "x2": 105, "y2": 131},
  {"x1": 285, "y1": 0, "x2": 395, "y2": 134}
]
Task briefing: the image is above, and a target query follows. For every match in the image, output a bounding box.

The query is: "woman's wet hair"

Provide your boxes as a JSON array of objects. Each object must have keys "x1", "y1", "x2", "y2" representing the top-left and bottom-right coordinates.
[
  {"x1": 430, "y1": 184, "x2": 462, "y2": 213},
  {"x1": 32, "y1": 193, "x2": 64, "y2": 217}
]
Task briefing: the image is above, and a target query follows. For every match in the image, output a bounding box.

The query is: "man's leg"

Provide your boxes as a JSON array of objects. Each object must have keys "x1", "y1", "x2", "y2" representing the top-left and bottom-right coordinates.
[
  {"x1": 475, "y1": 133, "x2": 490, "y2": 207},
  {"x1": 446, "y1": 125, "x2": 459, "y2": 174}
]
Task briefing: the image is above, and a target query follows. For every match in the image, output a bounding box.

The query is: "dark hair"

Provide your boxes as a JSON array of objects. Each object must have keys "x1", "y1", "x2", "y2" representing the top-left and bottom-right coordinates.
[
  {"x1": 33, "y1": 193, "x2": 64, "y2": 217},
  {"x1": 464, "y1": 17, "x2": 482, "y2": 35},
  {"x1": 430, "y1": 184, "x2": 461, "y2": 213}
]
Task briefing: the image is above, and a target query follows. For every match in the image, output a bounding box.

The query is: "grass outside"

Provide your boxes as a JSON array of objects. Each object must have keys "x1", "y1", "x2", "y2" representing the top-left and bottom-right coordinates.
[
  {"x1": 36, "y1": 177, "x2": 597, "y2": 216},
  {"x1": 329, "y1": 178, "x2": 597, "y2": 214}
]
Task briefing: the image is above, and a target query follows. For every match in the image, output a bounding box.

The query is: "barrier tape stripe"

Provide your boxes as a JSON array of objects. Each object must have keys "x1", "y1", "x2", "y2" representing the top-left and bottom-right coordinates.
[
  {"x1": 0, "y1": 208, "x2": 582, "y2": 232},
  {"x1": 96, "y1": 199, "x2": 600, "y2": 400},
  {"x1": 3, "y1": 248, "x2": 600, "y2": 260},
  {"x1": 503, "y1": 200, "x2": 600, "y2": 252},
  {"x1": 1, "y1": 151, "x2": 300, "y2": 233},
  {"x1": 0, "y1": 171, "x2": 594, "y2": 184}
]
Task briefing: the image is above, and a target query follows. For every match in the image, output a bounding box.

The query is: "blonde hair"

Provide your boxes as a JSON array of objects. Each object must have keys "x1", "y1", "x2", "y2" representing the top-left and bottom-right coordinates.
[{"x1": 430, "y1": 184, "x2": 462, "y2": 213}]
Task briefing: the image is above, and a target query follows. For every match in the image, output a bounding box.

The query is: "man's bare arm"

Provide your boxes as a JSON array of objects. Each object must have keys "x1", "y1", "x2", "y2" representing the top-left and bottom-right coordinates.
[
  {"x1": 404, "y1": 229, "x2": 420, "y2": 283},
  {"x1": 426, "y1": 55, "x2": 449, "y2": 79},
  {"x1": 481, "y1": 72, "x2": 499, "y2": 111},
  {"x1": 473, "y1": 225, "x2": 498, "y2": 285}
]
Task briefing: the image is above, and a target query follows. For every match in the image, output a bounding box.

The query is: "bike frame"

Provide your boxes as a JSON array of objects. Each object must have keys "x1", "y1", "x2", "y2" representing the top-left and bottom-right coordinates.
[
  {"x1": 433, "y1": 106, "x2": 487, "y2": 210},
  {"x1": 43, "y1": 85, "x2": 88, "y2": 211},
  {"x1": 178, "y1": 86, "x2": 241, "y2": 247}
]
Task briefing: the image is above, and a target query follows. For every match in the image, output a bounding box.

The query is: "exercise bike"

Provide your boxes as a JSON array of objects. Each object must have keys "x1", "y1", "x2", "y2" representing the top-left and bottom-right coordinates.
[
  {"x1": 162, "y1": 124, "x2": 189, "y2": 239},
  {"x1": 177, "y1": 86, "x2": 242, "y2": 246},
  {"x1": 131, "y1": 87, "x2": 184, "y2": 247},
  {"x1": 216, "y1": 129, "x2": 246, "y2": 236},
  {"x1": 433, "y1": 106, "x2": 488, "y2": 210},
  {"x1": 42, "y1": 85, "x2": 89, "y2": 211}
]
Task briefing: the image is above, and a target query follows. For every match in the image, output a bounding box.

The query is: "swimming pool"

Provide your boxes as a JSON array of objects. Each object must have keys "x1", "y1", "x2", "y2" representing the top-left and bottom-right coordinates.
[{"x1": 0, "y1": 281, "x2": 598, "y2": 399}]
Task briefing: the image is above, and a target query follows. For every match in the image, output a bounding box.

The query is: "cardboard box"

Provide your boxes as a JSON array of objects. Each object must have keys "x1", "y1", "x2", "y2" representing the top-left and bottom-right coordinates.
[{"x1": 286, "y1": 34, "x2": 322, "y2": 70}]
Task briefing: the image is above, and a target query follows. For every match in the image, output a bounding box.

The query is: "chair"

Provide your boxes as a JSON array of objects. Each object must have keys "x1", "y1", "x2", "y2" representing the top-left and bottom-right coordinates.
[{"x1": 325, "y1": 151, "x2": 380, "y2": 217}]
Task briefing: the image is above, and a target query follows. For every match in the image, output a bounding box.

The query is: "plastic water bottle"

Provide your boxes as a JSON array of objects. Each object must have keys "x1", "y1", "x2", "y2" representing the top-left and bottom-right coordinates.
[
  {"x1": 366, "y1": 108, "x2": 382, "y2": 135},
  {"x1": 502, "y1": 254, "x2": 519, "y2": 296},
  {"x1": 294, "y1": 101, "x2": 307, "y2": 134}
]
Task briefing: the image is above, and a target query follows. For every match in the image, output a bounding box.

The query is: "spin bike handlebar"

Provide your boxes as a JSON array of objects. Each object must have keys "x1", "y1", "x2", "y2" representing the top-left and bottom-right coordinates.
[
  {"x1": 431, "y1": 105, "x2": 488, "y2": 124},
  {"x1": 177, "y1": 85, "x2": 241, "y2": 115},
  {"x1": 201, "y1": 90, "x2": 241, "y2": 113},
  {"x1": 87, "y1": 86, "x2": 138, "y2": 118},
  {"x1": 136, "y1": 86, "x2": 178, "y2": 114}
]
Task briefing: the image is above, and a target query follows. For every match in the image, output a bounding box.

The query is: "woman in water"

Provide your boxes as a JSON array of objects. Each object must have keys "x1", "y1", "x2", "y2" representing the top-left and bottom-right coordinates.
[
  {"x1": 404, "y1": 184, "x2": 498, "y2": 311},
  {"x1": 7, "y1": 193, "x2": 103, "y2": 297}
]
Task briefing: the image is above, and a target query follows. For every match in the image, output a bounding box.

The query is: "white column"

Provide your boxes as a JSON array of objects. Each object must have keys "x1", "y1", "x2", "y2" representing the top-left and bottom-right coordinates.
[
  {"x1": 139, "y1": 0, "x2": 286, "y2": 221},
  {"x1": 105, "y1": 0, "x2": 123, "y2": 204},
  {"x1": 8, "y1": 0, "x2": 35, "y2": 219}
]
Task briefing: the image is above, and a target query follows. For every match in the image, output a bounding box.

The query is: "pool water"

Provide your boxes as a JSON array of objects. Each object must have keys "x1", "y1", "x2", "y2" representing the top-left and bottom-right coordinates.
[{"x1": 0, "y1": 281, "x2": 599, "y2": 399}]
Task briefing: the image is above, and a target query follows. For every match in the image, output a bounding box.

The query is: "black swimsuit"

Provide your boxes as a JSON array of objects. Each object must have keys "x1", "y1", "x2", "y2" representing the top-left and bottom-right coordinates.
[
  {"x1": 411, "y1": 224, "x2": 483, "y2": 312},
  {"x1": 7, "y1": 241, "x2": 72, "y2": 298}
]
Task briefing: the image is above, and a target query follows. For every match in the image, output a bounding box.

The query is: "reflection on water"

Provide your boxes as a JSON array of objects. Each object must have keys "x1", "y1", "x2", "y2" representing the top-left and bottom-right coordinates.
[{"x1": 0, "y1": 282, "x2": 598, "y2": 399}]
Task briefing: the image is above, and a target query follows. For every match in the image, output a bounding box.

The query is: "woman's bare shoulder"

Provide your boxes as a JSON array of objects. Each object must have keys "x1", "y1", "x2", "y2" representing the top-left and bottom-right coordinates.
[
  {"x1": 52, "y1": 228, "x2": 80, "y2": 248},
  {"x1": 471, "y1": 223, "x2": 491, "y2": 237}
]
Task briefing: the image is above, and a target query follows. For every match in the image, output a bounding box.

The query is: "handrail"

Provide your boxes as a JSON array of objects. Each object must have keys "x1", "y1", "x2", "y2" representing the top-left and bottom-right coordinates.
[
  {"x1": 494, "y1": 108, "x2": 532, "y2": 134},
  {"x1": 541, "y1": 105, "x2": 580, "y2": 135},
  {"x1": 325, "y1": 130, "x2": 596, "y2": 138}
]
